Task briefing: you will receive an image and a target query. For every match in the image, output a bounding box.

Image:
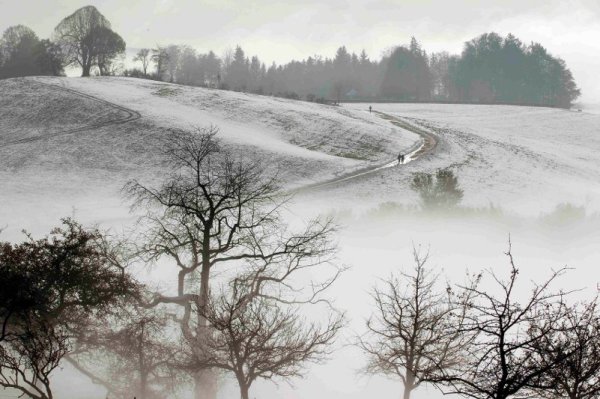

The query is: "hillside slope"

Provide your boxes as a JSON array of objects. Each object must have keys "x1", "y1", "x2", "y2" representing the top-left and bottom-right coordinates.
[{"x1": 0, "y1": 77, "x2": 419, "y2": 237}]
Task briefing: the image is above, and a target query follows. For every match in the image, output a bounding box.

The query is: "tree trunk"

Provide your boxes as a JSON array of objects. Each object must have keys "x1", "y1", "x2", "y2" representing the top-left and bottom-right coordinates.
[
  {"x1": 194, "y1": 369, "x2": 218, "y2": 399},
  {"x1": 194, "y1": 255, "x2": 217, "y2": 399},
  {"x1": 403, "y1": 369, "x2": 415, "y2": 399},
  {"x1": 239, "y1": 383, "x2": 250, "y2": 399},
  {"x1": 82, "y1": 63, "x2": 91, "y2": 77},
  {"x1": 236, "y1": 372, "x2": 250, "y2": 399},
  {"x1": 140, "y1": 371, "x2": 147, "y2": 399}
]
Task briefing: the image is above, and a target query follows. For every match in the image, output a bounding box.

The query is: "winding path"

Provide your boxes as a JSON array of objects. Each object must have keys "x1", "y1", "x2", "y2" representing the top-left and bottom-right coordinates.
[
  {"x1": 294, "y1": 111, "x2": 439, "y2": 192},
  {"x1": 2, "y1": 81, "x2": 437, "y2": 193},
  {"x1": 1, "y1": 80, "x2": 141, "y2": 147}
]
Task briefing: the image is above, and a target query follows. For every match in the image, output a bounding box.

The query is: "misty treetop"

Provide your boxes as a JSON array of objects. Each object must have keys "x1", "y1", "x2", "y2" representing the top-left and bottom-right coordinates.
[
  {"x1": 53, "y1": 5, "x2": 125, "y2": 77},
  {"x1": 0, "y1": 25, "x2": 63, "y2": 78},
  {"x1": 449, "y1": 33, "x2": 580, "y2": 108}
]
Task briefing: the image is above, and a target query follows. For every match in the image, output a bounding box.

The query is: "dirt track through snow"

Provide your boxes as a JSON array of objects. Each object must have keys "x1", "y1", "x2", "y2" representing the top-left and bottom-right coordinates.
[
  {"x1": 294, "y1": 111, "x2": 439, "y2": 192},
  {"x1": 0, "y1": 81, "x2": 141, "y2": 147}
]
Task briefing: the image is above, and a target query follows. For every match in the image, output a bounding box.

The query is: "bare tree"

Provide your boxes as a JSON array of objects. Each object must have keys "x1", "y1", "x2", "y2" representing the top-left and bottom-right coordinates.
[
  {"x1": 134, "y1": 48, "x2": 151, "y2": 77},
  {"x1": 0, "y1": 317, "x2": 68, "y2": 399},
  {"x1": 439, "y1": 243, "x2": 572, "y2": 399},
  {"x1": 164, "y1": 44, "x2": 181, "y2": 82},
  {"x1": 530, "y1": 297, "x2": 600, "y2": 399},
  {"x1": 68, "y1": 306, "x2": 182, "y2": 399},
  {"x1": 359, "y1": 247, "x2": 472, "y2": 399},
  {"x1": 125, "y1": 126, "x2": 341, "y2": 399},
  {"x1": 194, "y1": 280, "x2": 343, "y2": 399}
]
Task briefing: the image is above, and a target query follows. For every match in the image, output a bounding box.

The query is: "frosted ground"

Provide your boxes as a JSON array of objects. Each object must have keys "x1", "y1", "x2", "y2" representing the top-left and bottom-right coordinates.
[
  {"x1": 0, "y1": 76, "x2": 419, "y2": 239},
  {"x1": 317, "y1": 102, "x2": 600, "y2": 214},
  {"x1": 2, "y1": 77, "x2": 600, "y2": 399}
]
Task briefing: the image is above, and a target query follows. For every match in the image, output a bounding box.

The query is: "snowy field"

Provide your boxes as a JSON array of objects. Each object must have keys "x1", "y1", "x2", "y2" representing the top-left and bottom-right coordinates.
[
  {"x1": 318, "y1": 102, "x2": 600, "y2": 215},
  {"x1": 2, "y1": 77, "x2": 600, "y2": 399},
  {"x1": 581, "y1": 102, "x2": 600, "y2": 115},
  {"x1": 0, "y1": 77, "x2": 419, "y2": 239}
]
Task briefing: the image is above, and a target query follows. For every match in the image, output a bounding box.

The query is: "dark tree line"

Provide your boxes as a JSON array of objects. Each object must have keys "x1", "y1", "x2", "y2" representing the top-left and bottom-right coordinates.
[
  {"x1": 131, "y1": 33, "x2": 579, "y2": 108},
  {"x1": 448, "y1": 33, "x2": 580, "y2": 108},
  {"x1": 2, "y1": 7, "x2": 579, "y2": 108},
  {"x1": 0, "y1": 25, "x2": 64, "y2": 78},
  {"x1": 0, "y1": 5, "x2": 125, "y2": 79}
]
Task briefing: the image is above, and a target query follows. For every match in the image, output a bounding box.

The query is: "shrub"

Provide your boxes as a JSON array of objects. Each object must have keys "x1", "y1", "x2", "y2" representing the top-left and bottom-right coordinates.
[{"x1": 410, "y1": 169, "x2": 463, "y2": 210}]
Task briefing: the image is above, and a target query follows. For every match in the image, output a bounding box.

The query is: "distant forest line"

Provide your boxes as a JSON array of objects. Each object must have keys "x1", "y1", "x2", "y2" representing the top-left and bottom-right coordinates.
[{"x1": 0, "y1": 5, "x2": 581, "y2": 108}]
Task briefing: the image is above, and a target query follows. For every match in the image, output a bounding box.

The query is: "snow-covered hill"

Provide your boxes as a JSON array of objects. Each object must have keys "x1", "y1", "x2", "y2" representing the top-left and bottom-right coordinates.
[
  {"x1": 3, "y1": 77, "x2": 600, "y2": 399},
  {"x1": 0, "y1": 77, "x2": 419, "y2": 237}
]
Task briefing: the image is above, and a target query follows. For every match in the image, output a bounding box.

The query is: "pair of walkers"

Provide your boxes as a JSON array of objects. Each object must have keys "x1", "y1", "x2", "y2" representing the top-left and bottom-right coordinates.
[{"x1": 368, "y1": 105, "x2": 405, "y2": 164}]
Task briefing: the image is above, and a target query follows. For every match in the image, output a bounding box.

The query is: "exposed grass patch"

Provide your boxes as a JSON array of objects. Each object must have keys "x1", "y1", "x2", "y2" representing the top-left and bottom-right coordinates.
[
  {"x1": 337, "y1": 151, "x2": 369, "y2": 160},
  {"x1": 152, "y1": 86, "x2": 181, "y2": 97}
]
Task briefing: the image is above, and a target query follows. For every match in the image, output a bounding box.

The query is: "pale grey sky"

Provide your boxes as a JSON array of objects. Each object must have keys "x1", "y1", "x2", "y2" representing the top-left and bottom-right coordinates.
[{"x1": 1, "y1": 0, "x2": 599, "y2": 102}]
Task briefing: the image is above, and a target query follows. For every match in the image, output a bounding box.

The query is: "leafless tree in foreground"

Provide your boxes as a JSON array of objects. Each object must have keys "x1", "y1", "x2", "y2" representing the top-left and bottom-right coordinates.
[
  {"x1": 67, "y1": 306, "x2": 182, "y2": 399},
  {"x1": 193, "y1": 280, "x2": 344, "y2": 399},
  {"x1": 125, "y1": 126, "x2": 341, "y2": 399},
  {"x1": 0, "y1": 318, "x2": 68, "y2": 399},
  {"x1": 358, "y1": 247, "x2": 473, "y2": 399},
  {"x1": 530, "y1": 297, "x2": 600, "y2": 399},
  {"x1": 438, "y1": 243, "x2": 572, "y2": 399}
]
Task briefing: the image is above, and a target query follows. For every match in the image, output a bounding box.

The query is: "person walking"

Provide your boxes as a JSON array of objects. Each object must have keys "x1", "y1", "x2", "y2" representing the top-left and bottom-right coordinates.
[
  {"x1": 398, "y1": 152, "x2": 405, "y2": 164},
  {"x1": 369, "y1": 105, "x2": 372, "y2": 113}
]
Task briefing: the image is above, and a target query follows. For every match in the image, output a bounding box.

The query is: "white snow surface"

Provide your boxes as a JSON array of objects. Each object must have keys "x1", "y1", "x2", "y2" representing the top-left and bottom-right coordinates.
[
  {"x1": 33, "y1": 76, "x2": 418, "y2": 167},
  {"x1": 3, "y1": 78, "x2": 600, "y2": 399},
  {"x1": 0, "y1": 77, "x2": 419, "y2": 238},
  {"x1": 325, "y1": 102, "x2": 600, "y2": 214}
]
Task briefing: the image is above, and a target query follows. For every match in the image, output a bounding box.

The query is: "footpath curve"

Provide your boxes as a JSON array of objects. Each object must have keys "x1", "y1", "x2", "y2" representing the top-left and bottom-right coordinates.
[
  {"x1": 1, "y1": 80, "x2": 141, "y2": 147},
  {"x1": 294, "y1": 111, "x2": 439, "y2": 193}
]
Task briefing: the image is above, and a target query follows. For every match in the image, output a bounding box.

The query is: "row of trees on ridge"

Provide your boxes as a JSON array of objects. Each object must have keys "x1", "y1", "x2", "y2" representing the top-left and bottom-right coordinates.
[
  {"x1": 0, "y1": 5, "x2": 581, "y2": 107},
  {"x1": 129, "y1": 34, "x2": 580, "y2": 108}
]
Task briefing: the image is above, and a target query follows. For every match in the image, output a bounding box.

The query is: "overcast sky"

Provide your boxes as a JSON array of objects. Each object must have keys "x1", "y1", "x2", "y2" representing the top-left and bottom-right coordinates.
[{"x1": 1, "y1": 0, "x2": 599, "y2": 102}]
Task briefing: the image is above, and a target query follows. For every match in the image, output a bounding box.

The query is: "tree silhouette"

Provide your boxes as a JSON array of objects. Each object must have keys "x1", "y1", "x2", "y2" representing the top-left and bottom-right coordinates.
[
  {"x1": 0, "y1": 219, "x2": 137, "y2": 399},
  {"x1": 125, "y1": 126, "x2": 341, "y2": 399},
  {"x1": 134, "y1": 48, "x2": 151, "y2": 77},
  {"x1": 438, "y1": 245, "x2": 572, "y2": 399},
  {"x1": 359, "y1": 247, "x2": 472, "y2": 399},
  {"x1": 196, "y1": 280, "x2": 343, "y2": 399},
  {"x1": 530, "y1": 298, "x2": 600, "y2": 399},
  {"x1": 53, "y1": 5, "x2": 124, "y2": 77}
]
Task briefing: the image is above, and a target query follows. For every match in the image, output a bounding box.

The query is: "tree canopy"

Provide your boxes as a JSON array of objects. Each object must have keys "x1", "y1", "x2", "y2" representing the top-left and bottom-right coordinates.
[
  {"x1": 0, "y1": 25, "x2": 63, "y2": 78},
  {"x1": 0, "y1": 219, "x2": 138, "y2": 399},
  {"x1": 53, "y1": 5, "x2": 125, "y2": 76}
]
